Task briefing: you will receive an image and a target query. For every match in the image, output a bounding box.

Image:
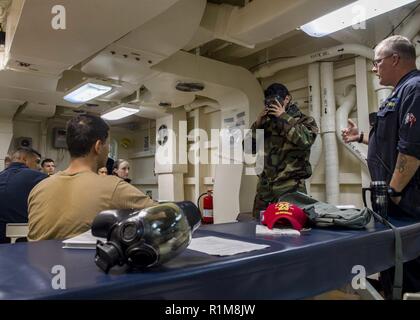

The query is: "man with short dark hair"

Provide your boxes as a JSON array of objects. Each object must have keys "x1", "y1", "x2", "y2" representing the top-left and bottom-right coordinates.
[
  {"x1": 41, "y1": 158, "x2": 55, "y2": 175},
  {"x1": 250, "y1": 83, "x2": 318, "y2": 218},
  {"x1": 28, "y1": 114, "x2": 155, "y2": 241},
  {"x1": 0, "y1": 147, "x2": 47, "y2": 243},
  {"x1": 342, "y1": 35, "x2": 420, "y2": 298}
]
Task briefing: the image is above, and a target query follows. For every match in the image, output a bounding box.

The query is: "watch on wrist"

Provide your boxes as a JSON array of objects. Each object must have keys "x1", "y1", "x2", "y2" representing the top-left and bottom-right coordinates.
[
  {"x1": 388, "y1": 187, "x2": 403, "y2": 197},
  {"x1": 358, "y1": 131, "x2": 364, "y2": 143}
]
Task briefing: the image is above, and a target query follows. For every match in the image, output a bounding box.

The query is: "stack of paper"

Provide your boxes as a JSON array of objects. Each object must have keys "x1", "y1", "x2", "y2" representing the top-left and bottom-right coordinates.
[
  {"x1": 187, "y1": 236, "x2": 270, "y2": 256},
  {"x1": 255, "y1": 224, "x2": 300, "y2": 236},
  {"x1": 62, "y1": 230, "x2": 106, "y2": 249}
]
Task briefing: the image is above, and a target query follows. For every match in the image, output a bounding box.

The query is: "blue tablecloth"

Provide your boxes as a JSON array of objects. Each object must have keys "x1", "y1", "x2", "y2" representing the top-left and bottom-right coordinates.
[{"x1": 1, "y1": 219, "x2": 420, "y2": 299}]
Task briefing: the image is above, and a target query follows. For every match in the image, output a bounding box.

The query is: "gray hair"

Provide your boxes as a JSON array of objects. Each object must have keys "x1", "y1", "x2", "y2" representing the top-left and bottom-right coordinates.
[
  {"x1": 376, "y1": 35, "x2": 416, "y2": 60},
  {"x1": 12, "y1": 147, "x2": 41, "y2": 161}
]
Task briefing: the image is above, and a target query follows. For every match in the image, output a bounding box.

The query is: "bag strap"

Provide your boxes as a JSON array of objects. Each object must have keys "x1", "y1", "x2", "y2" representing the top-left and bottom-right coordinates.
[{"x1": 370, "y1": 210, "x2": 403, "y2": 300}]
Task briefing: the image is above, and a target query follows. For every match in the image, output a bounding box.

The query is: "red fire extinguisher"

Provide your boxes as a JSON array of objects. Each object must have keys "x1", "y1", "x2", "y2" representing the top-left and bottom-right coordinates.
[{"x1": 197, "y1": 190, "x2": 213, "y2": 224}]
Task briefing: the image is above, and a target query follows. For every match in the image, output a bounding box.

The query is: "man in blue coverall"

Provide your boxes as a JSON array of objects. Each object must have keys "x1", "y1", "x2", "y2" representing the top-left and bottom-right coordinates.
[
  {"x1": 342, "y1": 35, "x2": 420, "y2": 298},
  {"x1": 0, "y1": 147, "x2": 47, "y2": 243}
]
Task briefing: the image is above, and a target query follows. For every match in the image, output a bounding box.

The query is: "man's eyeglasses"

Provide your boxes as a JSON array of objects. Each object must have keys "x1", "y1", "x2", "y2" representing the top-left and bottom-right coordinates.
[
  {"x1": 372, "y1": 53, "x2": 395, "y2": 68},
  {"x1": 35, "y1": 158, "x2": 41, "y2": 164}
]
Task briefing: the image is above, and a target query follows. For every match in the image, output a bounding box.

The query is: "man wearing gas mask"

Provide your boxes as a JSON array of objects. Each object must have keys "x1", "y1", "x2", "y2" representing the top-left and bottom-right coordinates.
[
  {"x1": 342, "y1": 35, "x2": 420, "y2": 299},
  {"x1": 27, "y1": 114, "x2": 156, "y2": 241},
  {"x1": 250, "y1": 83, "x2": 319, "y2": 218}
]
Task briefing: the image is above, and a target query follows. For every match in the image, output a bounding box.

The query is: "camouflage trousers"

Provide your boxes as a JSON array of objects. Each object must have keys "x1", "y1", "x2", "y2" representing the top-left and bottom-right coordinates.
[{"x1": 252, "y1": 178, "x2": 307, "y2": 218}]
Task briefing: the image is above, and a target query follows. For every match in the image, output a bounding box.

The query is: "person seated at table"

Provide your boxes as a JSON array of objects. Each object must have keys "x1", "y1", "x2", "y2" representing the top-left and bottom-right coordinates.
[
  {"x1": 28, "y1": 114, "x2": 156, "y2": 241},
  {"x1": 112, "y1": 159, "x2": 131, "y2": 183},
  {"x1": 0, "y1": 148, "x2": 47, "y2": 243},
  {"x1": 41, "y1": 158, "x2": 56, "y2": 176},
  {"x1": 97, "y1": 166, "x2": 108, "y2": 176}
]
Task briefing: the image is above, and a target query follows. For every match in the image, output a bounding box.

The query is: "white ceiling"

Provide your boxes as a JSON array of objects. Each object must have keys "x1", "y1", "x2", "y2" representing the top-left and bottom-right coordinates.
[{"x1": 0, "y1": 0, "x2": 419, "y2": 126}]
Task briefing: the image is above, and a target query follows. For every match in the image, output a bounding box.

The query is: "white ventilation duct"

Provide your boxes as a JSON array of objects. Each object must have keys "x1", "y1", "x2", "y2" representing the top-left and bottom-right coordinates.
[
  {"x1": 19, "y1": 102, "x2": 56, "y2": 118},
  {"x1": 371, "y1": 74, "x2": 392, "y2": 108},
  {"x1": 307, "y1": 63, "x2": 322, "y2": 194},
  {"x1": 151, "y1": 50, "x2": 263, "y2": 223},
  {"x1": 254, "y1": 44, "x2": 374, "y2": 78},
  {"x1": 335, "y1": 86, "x2": 368, "y2": 168},
  {"x1": 184, "y1": 0, "x2": 354, "y2": 51},
  {"x1": 320, "y1": 62, "x2": 340, "y2": 205}
]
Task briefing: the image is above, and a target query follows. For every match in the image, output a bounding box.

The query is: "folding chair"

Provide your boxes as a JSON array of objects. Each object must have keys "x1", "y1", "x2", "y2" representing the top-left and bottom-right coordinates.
[{"x1": 5, "y1": 223, "x2": 29, "y2": 243}]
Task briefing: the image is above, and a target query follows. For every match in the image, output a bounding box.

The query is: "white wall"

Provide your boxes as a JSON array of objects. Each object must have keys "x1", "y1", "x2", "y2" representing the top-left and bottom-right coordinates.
[
  {"x1": 10, "y1": 118, "x2": 71, "y2": 171},
  {"x1": 113, "y1": 121, "x2": 158, "y2": 200},
  {"x1": 10, "y1": 116, "x2": 158, "y2": 198}
]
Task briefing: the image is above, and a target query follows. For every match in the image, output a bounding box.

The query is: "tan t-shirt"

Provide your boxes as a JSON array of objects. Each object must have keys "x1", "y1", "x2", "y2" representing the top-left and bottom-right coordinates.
[{"x1": 28, "y1": 171, "x2": 156, "y2": 241}]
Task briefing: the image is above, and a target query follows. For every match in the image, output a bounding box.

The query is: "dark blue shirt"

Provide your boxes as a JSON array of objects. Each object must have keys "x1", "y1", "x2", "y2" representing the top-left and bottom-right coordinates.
[
  {"x1": 368, "y1": 69, "x2": 420, "y2": 219},
  {"x1": 0, "y1": 162, "x2": 47, "y2": 242}
]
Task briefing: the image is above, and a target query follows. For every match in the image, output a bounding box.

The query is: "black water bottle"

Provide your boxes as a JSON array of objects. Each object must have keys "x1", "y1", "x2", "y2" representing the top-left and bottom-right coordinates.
[{"x1": 362, "y1": 181, "x2": 389, "y2": 219}]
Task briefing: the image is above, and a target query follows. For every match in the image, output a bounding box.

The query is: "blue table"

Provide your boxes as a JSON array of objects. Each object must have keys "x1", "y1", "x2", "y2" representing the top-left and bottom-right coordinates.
[{"x1": 1, "y1": 220, "x2": 420, "y2": 299}]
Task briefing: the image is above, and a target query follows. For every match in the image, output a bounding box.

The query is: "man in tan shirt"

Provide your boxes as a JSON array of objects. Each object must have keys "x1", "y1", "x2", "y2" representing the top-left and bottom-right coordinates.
[{"x1": 28, "y1": 114, "x2": 155, "y2": 240}]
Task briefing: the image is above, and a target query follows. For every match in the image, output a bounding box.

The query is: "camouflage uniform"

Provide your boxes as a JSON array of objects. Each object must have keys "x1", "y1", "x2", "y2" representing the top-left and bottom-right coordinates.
[{"x1": 250, "y1": 103, "x2": 318, "y2": 218}]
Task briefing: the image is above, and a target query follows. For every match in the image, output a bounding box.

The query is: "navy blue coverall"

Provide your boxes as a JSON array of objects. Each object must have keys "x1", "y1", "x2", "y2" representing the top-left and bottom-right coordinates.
[
  {"x1": 367, "y1": 69, "x2": 420, "y2": 298},
  {"x1": 0, "y1": 163, "x2": 47, "y2": 242}
]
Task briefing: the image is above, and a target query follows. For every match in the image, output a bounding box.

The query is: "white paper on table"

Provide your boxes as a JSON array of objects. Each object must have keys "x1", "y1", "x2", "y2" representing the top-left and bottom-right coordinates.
[
  {"x1": 187, "y1": 236, "x2": 270, "y2": 256},
  {"x1": 256, "y1": 224, "x2": 300, "y2": 236},
  {"x1": 62, "y1": 230, "x2": 105, "y2": 249}
]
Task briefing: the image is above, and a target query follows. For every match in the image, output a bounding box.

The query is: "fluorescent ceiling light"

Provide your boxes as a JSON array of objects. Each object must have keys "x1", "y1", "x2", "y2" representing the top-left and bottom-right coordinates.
[
  {"x1": 64, "y1": 81, "x2": 113, "y2": 104},
  {"x1": 101, "y1": 105, "x2": 139, "y2": 121},
  {"x1": 300, "y1": 0, "x2": 416, "y2": 37}
]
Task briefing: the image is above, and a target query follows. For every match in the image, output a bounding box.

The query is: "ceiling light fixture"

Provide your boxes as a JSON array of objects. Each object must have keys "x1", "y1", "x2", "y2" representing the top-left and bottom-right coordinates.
[
  {"x1": 300, "y1": 0, "x2": 416, "y2": 37},
  {"x1": 64, "y1": 80, "x2": 113, "y2": 104},
  {"x1": 101, "y1": 104, "x2": 139, "y2": 121}
]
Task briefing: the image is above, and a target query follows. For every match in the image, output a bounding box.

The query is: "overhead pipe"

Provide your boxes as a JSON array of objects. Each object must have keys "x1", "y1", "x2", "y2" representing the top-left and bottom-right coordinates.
[
  {"x1": 320, "y1": 62, "x2": 340, "y2": 205},
  {"x1": 371, "y1": 74, "x2": 392, "y2": 108},
  {"x1": 254, "y1": 44, "x2": 374, "y2": 78},
  {"x1": 254, "y1": 8, "x2": 420, "y2": 79},
  {"x1": 185, "y1": 0, "x2": 353, "y2": 52},
  {"x1": 371, "y1": 10, "x2": 420, "y2": 103},
  {"x1": 307, "y1": 63, "x2": 322, "y2": 193},
  {"x1": 398, "y1": 10, "x2": 420, "y2": 41},
  {"x1": 412, "y1": 35, "x2": 420, "y2": 69},
  {"x1": 335, "y1": 86, "x2": 368, "y2": 168}
]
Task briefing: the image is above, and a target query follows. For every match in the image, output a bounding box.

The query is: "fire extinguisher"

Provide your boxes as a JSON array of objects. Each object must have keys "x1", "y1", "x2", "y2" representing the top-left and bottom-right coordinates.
[{"x1": 197, "y1": 190, "x2": 213, "y2": 224}]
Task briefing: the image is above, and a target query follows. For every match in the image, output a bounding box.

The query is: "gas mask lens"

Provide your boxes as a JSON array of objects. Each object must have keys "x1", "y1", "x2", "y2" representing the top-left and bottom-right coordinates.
[{"x1": 120, "y1": 221, "x2": 141, "y2": 243}]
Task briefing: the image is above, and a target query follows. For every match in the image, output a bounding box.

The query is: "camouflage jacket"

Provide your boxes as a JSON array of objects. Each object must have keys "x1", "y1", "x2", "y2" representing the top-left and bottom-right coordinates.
[{"x1": 250, "y1": 103, "x2": 319, "y2": 183}]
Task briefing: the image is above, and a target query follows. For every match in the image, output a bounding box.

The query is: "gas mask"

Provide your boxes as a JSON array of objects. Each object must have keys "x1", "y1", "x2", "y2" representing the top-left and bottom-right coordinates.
[{"x1": 92, "y1": 201, "x2": 201, "y2": 273}]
